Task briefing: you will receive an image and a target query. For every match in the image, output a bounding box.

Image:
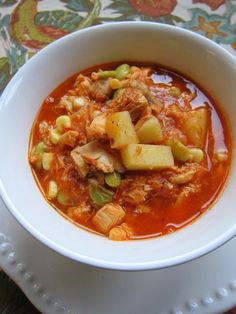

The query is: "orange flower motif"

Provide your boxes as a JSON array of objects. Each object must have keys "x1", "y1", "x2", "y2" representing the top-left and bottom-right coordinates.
[
  {"x1": 192, "y1": 15, "x2": 226, "y2": 39},
  {"x1": 128, "y1": 0, "x2": 177, "y2": 17},
  {"x1": 193, "y1": 0, "x2": 225, "y2": 11}
]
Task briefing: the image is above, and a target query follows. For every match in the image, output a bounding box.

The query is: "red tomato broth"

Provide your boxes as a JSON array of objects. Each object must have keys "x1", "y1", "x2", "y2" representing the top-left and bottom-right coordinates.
[{"x1": 29, "y1": 62, "x2": 232, "y2": 240}]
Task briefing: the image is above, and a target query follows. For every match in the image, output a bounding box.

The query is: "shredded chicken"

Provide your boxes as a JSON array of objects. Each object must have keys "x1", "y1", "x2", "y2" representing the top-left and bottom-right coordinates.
[
  {"x1": 169, "y1": 169, "x2": 196, "y2": 185},
  {"x1": 90, "y1": 79, "x2": 113, "y2": 101},
  {"x1": 71, "y1": 141, "x2": 125, "y2": 174},
  {"x1": 74, "y1": 74, "x2": 92, "y2": 96},
  {"x1": 71, "y1": 150, "x2": 89, "y2": 178},
  {"x1": 59, "y1": 130, "x2": 79, "y2": 147},
  {"x1": 109, "y1": 87, "x2": 149, "y2": 121},
  {"x1": 67, "y1": 202, "x2": 92, "y2": 221},
  {"x1": 86, "y1": 112, "x2": 107, "y2": 140}
]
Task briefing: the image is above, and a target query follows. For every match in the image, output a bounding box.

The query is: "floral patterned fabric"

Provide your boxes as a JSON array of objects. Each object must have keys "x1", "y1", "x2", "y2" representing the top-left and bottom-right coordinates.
[
  {"x1": 0, "y1": 0, "x2": 236, "y2": 313},
  {"x1": 0, "y1": 0, "x2": 235, "y2": 94}
]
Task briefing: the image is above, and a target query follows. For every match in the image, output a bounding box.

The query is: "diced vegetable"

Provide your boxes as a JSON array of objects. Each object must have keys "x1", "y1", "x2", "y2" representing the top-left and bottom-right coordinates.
[
  {"x1": 93, "y1": 70, "x2": 116, "y2": 80},
  {"x1": 42, "y1": 152, "x2": 54, "y2": 171},
  {"x1": 105, "y1": 172, "x2": 121, "y2": 188},
  {"x1": 114, "y1": 64, "x2": 130, "y2": 80},
  {"x1": 47, "y1": 180, "x2": 58, "y2": 199},
  {"x1": 121, "y1": 144, "x2": 174, "y2": 170},
  {"x1": 56, "y1": 115, "x2": 71, "y2": 132},
  {"x1": 35, "y1": 141, "x2": 45, "y2": 155},
  {"x1": 33, "y1": 141, "x2": 46, "y2": 169},
  {"x1": 189, "y1": 148, "x2": 204, "y2": 163},
  {"x1": 92, "y1": 64, "x2": 130, "y2": 81},
  {"x1": 89, "y1": 184, "x2": 114, "y2": 206},
  {"x1": 167, "y1": 140, "x2": 204, "y2": 163},
  {"x1": 167, "y1": 139, "x2": 191, "y2": 162},
  {"x1": 49, "y1": 128, "x2": 61, "y2": 144},
  {"x1": 57, "y1": 192, "x2": 70, "y2": 206},
  {"x1": 106, "y1": 111, "x2": 139, "y2": 149},
  {"x1": 109, "y1": 227, "x2": 127, "y2": 241},
  {"x1": 109, "y1": 78, "x2": 122, "y2": 89},
  {"x1": 182, "y1": 107, "x2": 209, "y2": 148},
  {"x1": 92, "y1": 203, "x2": 125, "y2": 233},
  {"x1": 136, "y1": 115, "x2": 163, "y2": 144}
]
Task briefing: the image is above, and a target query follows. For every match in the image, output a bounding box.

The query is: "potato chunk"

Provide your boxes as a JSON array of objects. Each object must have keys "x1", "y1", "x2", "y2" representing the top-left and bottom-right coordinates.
[
  {"x1": 182, "y1": 107, "x2": 209, "y2": 148},
  {"x1": 106, "y1": 111, "x2": 139, "y2": 148},
  {"x1": 121, "y1": 144, "x2": 174, "y2": 170},
  {"x1": 92, "y1": 203, "x2": 125, "y2": 234},
  {"x1": 136, "y1": 115, "x2": 163, "y2": 143}
]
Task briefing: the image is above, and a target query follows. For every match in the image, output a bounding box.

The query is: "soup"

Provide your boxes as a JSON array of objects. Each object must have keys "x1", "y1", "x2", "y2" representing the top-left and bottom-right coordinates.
[{"x1": 29, "y1": 62, "x2": 231, "y2": 241}]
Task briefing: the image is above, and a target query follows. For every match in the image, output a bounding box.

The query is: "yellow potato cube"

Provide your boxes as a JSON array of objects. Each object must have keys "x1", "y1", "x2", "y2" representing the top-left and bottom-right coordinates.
[
  {"x1": 182, "y1": 107, "x2": 209, "y2": 148},
  {"x1": 106, "y1": 111, "x2": 139, "y2": 149},
  {"x1": 121, "y1": 144, "x2": 174, "y2": 170},
  {"x1": 136, "y1": 115, "x2": 163, "y2": 143}
]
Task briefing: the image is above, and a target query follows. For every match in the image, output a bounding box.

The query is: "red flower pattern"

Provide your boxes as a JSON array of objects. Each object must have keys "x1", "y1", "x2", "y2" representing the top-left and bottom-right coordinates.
[
  {"x1": 128, "y1": 0, "x2": 177, "y2": 17},
  {"x1": 193, "y1": 0, "x2": 225, "y2": 11}
]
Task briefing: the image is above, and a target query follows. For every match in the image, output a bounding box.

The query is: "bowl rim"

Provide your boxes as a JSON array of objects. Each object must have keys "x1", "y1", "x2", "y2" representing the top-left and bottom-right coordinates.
[{"x1": 0, "y1": 21, "x2": 236, "y2": 271}]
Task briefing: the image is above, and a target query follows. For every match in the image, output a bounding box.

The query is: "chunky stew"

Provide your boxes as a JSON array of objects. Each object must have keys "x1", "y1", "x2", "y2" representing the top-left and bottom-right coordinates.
[{"x1": 29, "y1": 63, "x2": 231, "y2": 240}]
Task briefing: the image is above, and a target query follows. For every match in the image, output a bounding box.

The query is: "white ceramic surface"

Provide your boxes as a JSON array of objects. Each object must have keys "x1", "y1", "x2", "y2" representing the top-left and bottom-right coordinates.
[
  {"x1": 0, "y1": 22, "x2": 235, "y2": 270},
  {"x1": 1, "y1": 198, "x2": 236, "y2": 314}
]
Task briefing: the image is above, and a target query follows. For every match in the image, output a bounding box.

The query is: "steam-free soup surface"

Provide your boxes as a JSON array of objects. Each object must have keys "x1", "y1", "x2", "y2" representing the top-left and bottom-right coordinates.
[{"x1": 29, "y1": 62, "x2": 231, "y2": 240}]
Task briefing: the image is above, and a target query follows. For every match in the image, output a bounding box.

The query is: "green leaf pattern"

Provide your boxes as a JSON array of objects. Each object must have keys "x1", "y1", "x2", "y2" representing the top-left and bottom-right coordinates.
[{"x1": 35, "y1": 10, "x2": 83, "y2": 33}]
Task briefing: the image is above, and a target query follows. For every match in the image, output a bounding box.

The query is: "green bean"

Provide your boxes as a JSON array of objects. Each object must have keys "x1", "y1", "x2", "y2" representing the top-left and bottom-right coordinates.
[
  {"x1": 166, "y1": 139, "x2": 190, "y2": 162},
  {"x1": 95, "y1": 70, "x2": 116, "y2": 79},
  {"x1": 57, "y1": 192, "x2": 70, "y2": 206},
  {"x1": 89, "y1": 184, "x2": 113, "y2": 206},
  {"x1": 114, "y1": 64, "x2": 130, "y2": 80},
  {"x1": 105, "y1": 172, "x2": 121, "y2": 188},
  {"x1": 93, "y1": 64, "x2": 130, "y2": 81}
]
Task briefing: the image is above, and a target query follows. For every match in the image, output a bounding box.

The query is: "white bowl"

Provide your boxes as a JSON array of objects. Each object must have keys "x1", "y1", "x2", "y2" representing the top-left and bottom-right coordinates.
[{"x1": 0, "y1": 22, "x2": 235, "y2": 271}]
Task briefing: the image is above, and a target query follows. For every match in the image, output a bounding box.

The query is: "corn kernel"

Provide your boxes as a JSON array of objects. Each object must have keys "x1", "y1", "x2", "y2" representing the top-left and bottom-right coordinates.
[
  {"x1": 73, "y1": 97, "x2": 86, "y2": 109},
  {"x1": 56, "y1": 115, "x2": 71, "y2": 132},
  {"x1": 42, "y1": 152, "x2": 54, "y2": 171},
  {"x1": 109, "y1": 78, "x2": 122, "y2": 90},
  {"x1": 49, "y1": 128, "x2": 61, "y2": 144},
  {"x1": 189, "y1": 148, "x2": 204, "y2": 163},
  {"x1": 47, "y1": 180, "x2": 58, "y2": 199},
  {"x1": 216, "y1": 149, "x2": 228, "y2": 162}
]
